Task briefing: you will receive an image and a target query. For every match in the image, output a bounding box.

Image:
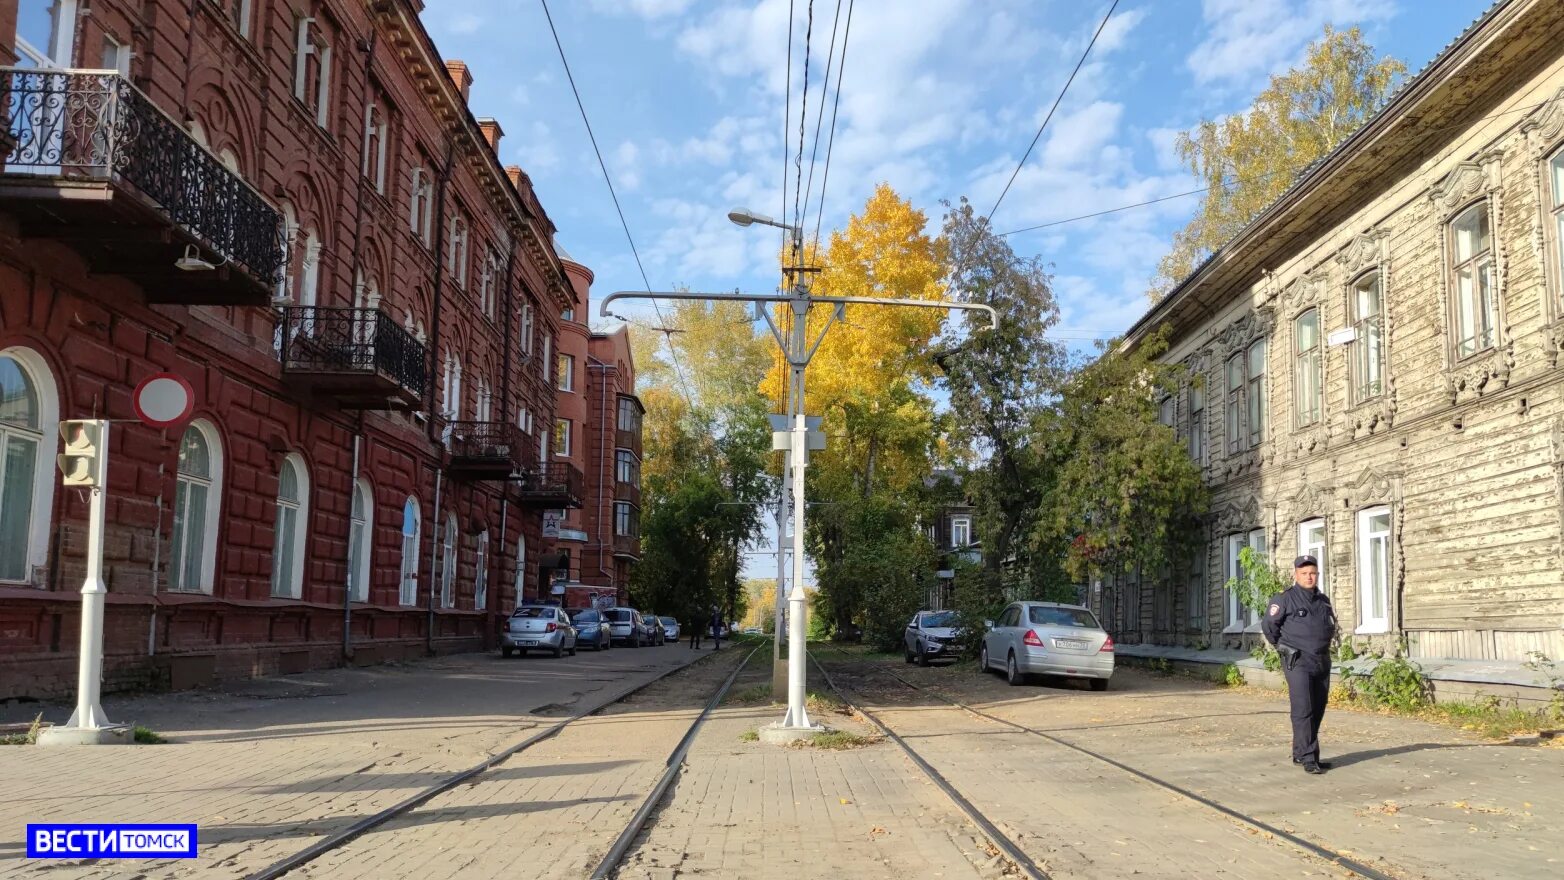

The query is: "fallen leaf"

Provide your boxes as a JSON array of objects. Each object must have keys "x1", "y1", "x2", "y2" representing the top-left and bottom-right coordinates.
[{"x1": 840, "y1": 798, "x2": 852, "y2": 805}]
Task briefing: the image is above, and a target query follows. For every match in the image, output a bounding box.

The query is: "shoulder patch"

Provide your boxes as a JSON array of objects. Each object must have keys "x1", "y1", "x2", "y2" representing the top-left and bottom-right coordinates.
[{"x1": 1268, "y1": 603, "x2": 1282, "y2": 617}]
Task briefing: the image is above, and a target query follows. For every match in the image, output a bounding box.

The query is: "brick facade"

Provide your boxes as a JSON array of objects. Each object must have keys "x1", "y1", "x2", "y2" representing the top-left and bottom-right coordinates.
[{"x1": 1, "y1": 0, "x2": 576, "y2": 698}]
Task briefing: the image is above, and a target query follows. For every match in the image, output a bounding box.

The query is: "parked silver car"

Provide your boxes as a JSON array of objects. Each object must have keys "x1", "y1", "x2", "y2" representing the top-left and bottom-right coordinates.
[
  {"x1": 659, "y1": 616, "x2": 681, "y2": 642},
  {"x1": 605, "y1": 607, "x2": 648, "y2": 647},
  {"x1": 979, "y1": 602, "x2": 1114, "y2": 689},
  {"x1": 502, "y1": 605, "x2": 578, "y2": 658},
  {"x1": 904, "y1": 609, "x2": 961, "y2": 666},
  {"x1": 570, "y1": 608, "x2": 613, "y2": 651}
]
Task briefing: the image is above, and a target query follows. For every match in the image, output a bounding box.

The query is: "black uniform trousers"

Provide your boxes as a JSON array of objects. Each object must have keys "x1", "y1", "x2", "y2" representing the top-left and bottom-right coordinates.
[{"x1": 1284, "y1": 652, "x2": 1330, "y2": 763}]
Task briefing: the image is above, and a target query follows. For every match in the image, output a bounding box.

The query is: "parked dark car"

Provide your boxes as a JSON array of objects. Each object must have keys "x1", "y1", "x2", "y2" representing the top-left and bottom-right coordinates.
[
  {"x1": 570, "y1": 608, "x2": 612, "y2": 651},
  {"x1": 641, "y1": 611, "x2": 666, "y2": 645}
]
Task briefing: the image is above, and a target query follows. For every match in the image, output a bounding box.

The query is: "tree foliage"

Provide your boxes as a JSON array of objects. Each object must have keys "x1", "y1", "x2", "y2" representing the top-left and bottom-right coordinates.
[{"x1": 1150, "y1": 26, "x2": 1405, "y2": 299}]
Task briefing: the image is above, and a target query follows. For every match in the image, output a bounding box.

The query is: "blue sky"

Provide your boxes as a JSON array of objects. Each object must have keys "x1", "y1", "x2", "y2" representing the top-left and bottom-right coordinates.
[{"x1": 420, "y1": 0, "x2": 1491, "y2": 582}]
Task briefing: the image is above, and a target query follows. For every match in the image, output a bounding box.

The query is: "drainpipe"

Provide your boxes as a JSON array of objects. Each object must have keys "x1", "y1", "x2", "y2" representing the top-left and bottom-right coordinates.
[
  {"x1": 425, "y1": 469, "x2": 443, "y2": 656},
  {"x1": 587, "y1": 359, "x2": 614, "y2": 594},
  {"x1": 149, "y1": 463, "x2": 164, "y2": 656},
  {"x1": 498, "y1": 234, "x2": 517, "y2": 426},
  {"x1": 425, "y1": 140, "x2": 455, "y2": 446},
  {"x1": 343, "y1": 430, "x2": 361, "y2": 663},
  {"x1": 495, "y1": 499, "x2": 508, "y2": 641}
]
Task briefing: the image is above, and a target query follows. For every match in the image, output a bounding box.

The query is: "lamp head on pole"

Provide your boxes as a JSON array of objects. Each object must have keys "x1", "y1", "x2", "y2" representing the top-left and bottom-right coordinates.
[{"x1": 728, "y1": 207, "x2": 778, "y2": 228}]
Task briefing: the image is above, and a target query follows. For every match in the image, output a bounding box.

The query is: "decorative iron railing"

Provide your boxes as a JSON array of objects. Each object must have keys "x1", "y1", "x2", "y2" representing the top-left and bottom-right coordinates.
[
  {"x1": 278, "y1": 307, "x2": 427, "y2": 396},
  {"x1": 449, "y1": 421, "x2": 525, "y2": 466},
  {"x1": 517, "y1": 462, "x2": 584, "y2": 502},
  {"x1": 1, "y1": 68, "x2": 285, "y2": 286}
]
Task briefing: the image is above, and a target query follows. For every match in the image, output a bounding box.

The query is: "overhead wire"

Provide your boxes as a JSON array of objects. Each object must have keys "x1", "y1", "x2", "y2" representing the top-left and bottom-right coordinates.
[
  {"x1": 792, "y1": 0, "x2": 814, "y2": 250},
  {"x1": 538, "y1": 0, "x2": 696, "y2": 406},
  {"x1": 810, "y1": 0, "x2": 854, "y2": 266},
  {"x1": 799, "y1": 0, "x2": 844, "y2": 256}
]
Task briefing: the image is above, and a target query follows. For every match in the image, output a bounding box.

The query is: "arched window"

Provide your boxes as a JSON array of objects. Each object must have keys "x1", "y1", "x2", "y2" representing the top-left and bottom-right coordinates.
[
  {"x1": 348, "y1": 478, "x2": 373, "y2": 602},
  {"x1": 0, "y1": 348, "x2": 58, "y2": 585},
  {"x1": 514, "y1": 534, "x2": 526, "y2": 604},
  {"x1": 399, "y1": 497, "x2": 420, "y2": 605},
  {"x1": 270, "y1": 454, "x2": 308, "y2": 598},
  {"x1": 409, "y1": 167, "x2": 432, "y2": 243},
  {"x1": 299, "y1": 229, "x2": 321, "y2": 308},
  {"x1": 440, "y1": 514, "x2": 457, "y2": 608},
  {"x1": 474, "y1": 530, "x2": 489, "y2": 611},
  {"x1": 476, "y1": 378, "x2": 492, "y2": 422},
  {"x1": 171, "y1": 420, "x2": 223, "y2": 593},
  {"x1": 441, "y1": 354, "x2": 463, "y2": 422}
]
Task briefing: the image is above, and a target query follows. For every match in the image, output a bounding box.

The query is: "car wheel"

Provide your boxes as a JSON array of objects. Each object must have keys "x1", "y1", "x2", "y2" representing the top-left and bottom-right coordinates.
[
  {"x1": 515, "y1": 648, "x2": 527, "y2": 658},
  {"x1": 1006, "y1": 652, "x2": 1026, "y2": 687},
  {"x1": 569, "y1": 641, "x2": 577, "y2": 657},
  {"x1": 979, "y1": 645, "x2": 990, "y2": 674},
  {"x1": 553, "y1": 642, "x2": 564, "y2": 659},
  {"x1": 1089, "y1": 677, "x2": 1109, "y2": 692},
  {"x1": 917, "y1": 644, "x2": 930, "y2": 667},
  {"x1": 905, "y1": 644, "x2": 915, "y2": 664},
  {"x1": 502, "y1": 647, "x2": 513, "y2": 659}
]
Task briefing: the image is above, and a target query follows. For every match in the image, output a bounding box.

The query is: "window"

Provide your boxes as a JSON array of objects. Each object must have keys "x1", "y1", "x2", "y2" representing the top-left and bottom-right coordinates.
[
  {"x1": 171, "y1": 420, "x2": 223, "y2": 593},
  {"x1": 615, "y1": 449, "x2": 640, "y2": 487},
  {"x1": 1550, "y1": 150, "x2": 1564, "y2": 302},
  {"x1": 447, "y1": 214, "x2": 469, "y2": 288},
  {"x1": 1450, "y1": 202, "x2": 1495, "y2": 359},
  {"x1": 618, "y1": 397, "x2": 642, "y2": 433},
  {"x1": 1357, "y1": 506, "x2": 1392, "y2": 633},
  {"x1": 1246, "y1": 339, "x2": 1266, "y2": 447},
  {"x1": 441, "y1": 354, "x2": 463, "y2": 422},
  {"x1": 440, "y1": 514, "x2": 457, "y2": 609},
  {"x1": 275, "y1": 201, "x2": 298, "y2": 306},
  {"x1": 1158, "y1": 396, "x2": 1175, "y2": 427},
  {"x1": 557, "y1": 354, "x2": 574, "y2": 392},
  {"x1": 479, "y1": 249, "x2": 498, "y2": 317},
  {"x1": 553, "y1": 419, "x2": 571, "y2": 457},
  {"x1": 1224, "y1": 528, "x2": 1264, "y2": 632},
  {"x1": 399, "y1": 497, "x2": 420, "y2": 606},
  {"x1": 409, "y1": 164, "x2": 434, "y2": 244},
  {"x1": 0, "y1": 350, "x2": 57, "y2": 585},
  {"x1": 1225, "y1": 354, "x2": 1244, "y2": 454},
  {"x1": 474, "y1": 530, "x2": 489, "y2": 612},
  {"x1": 1350, "y1": 273, "x2": 1385, "y2": 401},
  {"x1": 542, "y1": 335, "x2": 552, "y2": 383},
  {"x1": 100, "y1": 33, "x2": 130, "y2": 74},
  {"x1": 519, "y1": 302, "x2": 534, "y2": 354},
  {"x1": 17, "y1": 0, "x2": 77, "y2": 68},
  {"x1": 1188, "y1": 381, "x2": 1205, "y2": 463},
  {"x1": 562, "y1": 307, "x2": 575, "y2": 322},
  {"x1": 297, "y1": 229, "x2": 321, "y2": 310},
  {"x1": 514, "y1": 535, "x2": 526, "y2": 602},
  {"x1": 292, "y1": 16, "x2": 332, "y2": 128},
  {"x1": 475, "y1": 378, "x2": 492, "y2": 423},
  {"x1": 614, "y1": 502, "x2": 638, "y2": 537},
  {"x1": 1298, "y1": 518, "x2": 1327, "y2": 601},
  {"x1": 361, "y1": 99, "x2": 387, "y2": 192},
  {"x1": 1185, "y1": 543, "x2": 1206, "y2": 631},
  {"x1": 348, "y1": 478, "x2": 372, "y2": 602},
  {"x1": 950, "y1": 516, "x2": 971, "y2": 549},
  {"x1": 270, "y1": 455, "x2": 308, "y2": 599},
  {"x1": 1294, "y1": 309, "x2": 1321, "y2": 426},
  {"x1": 517, "y1": 407, "x2": 532, "y2": 434}
]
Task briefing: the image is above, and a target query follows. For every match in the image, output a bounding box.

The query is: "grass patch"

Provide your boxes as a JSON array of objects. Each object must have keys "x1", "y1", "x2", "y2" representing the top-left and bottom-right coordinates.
[
  {"x1": 791, "y1": 730, "x2": 882, "y2": 750},
  {"x1": 132, "y1": 725, "x2": 167, "y2": 744},
  {"x1": 0, "y1": 714, "x2": 43, "y2": 746},
  {"x1": 738, "y1": 729, "x2": 759, "y2": 743},
  {"x1": 806, "y1": 690, "x2": 848, "y2": 716},
  {"x1": 724, "y1": 685, "x2": 772, "y2": 705}
]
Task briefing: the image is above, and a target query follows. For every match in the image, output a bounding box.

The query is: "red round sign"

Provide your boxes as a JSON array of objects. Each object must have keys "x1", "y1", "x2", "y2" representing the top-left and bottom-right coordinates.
[{"x1": 132, "y1": 373, "x2": 196, "y2": 429}]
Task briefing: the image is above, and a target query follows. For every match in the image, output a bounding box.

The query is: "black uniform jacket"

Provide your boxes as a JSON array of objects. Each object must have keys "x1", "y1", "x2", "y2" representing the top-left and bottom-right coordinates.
[{"x1": 1261, "y1": 584, "x2": 1336, "y2": 656}]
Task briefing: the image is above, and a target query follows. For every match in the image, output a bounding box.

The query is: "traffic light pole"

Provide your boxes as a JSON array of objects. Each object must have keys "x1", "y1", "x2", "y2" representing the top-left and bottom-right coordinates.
[
  {"x1": 40, "y1": 420, "x2": 123, "y2": 745},
  {"x1": 601, "y1": 283, "x2": 996, "y2": 738}
]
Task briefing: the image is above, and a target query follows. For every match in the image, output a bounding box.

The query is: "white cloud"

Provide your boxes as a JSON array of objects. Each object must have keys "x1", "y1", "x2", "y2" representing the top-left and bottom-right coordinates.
[
  {"x1": 1186, "y1": 0, "x2": 1397, "y2": 87},
  {"x1": 449, "y1": 13, "x2": 483, "y2": 36},
  {"x1": 1041, "y1": 101, "x2": 1124, "y2": 169},
  {"x1": 1095, "y1": 6, "x2": 1149, "y2": 54},
  {"x1": 589, "y1": 0, "x2": 698, "y2": 19}
]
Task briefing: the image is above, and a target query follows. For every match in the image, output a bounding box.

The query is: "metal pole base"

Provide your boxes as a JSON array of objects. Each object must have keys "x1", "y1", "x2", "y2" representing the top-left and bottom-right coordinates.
[
  {"x1": 36, "y1": 724, "x2": 132, "y2": 746},
  {"x1": 758, "y1": 721, "x2": 828, "y2": 745}
]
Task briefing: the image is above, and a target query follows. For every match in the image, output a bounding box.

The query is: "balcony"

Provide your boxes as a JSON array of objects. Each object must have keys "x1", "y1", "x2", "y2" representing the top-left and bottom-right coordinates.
[
  {"x1": 0, "y1": 69, "x2": 285, "y2": 304},
  {"x1": 516, "y1": 462, "x2": 584, "y2": 509},
  {"x1": 279, "y1": 307, "x2": 426, "y2": 410},
  {"x1": 448, "y1": 421, "x2": 525, "y2": 480},
  {"x1": 612, "y1": 533, "x2": 641, "y2": 560},
  {"x1": 614, "y1": 480, "x2": 641, "y2": 508},
  {"x1": 615, "y1": 427, "x2": 641, "y2": 456}
]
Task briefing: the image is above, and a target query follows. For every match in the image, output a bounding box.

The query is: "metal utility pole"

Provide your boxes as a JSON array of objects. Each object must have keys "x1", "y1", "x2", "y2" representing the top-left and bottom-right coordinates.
[{"x1": 601, "y1": 208, "x2": 997, "y2": 736}]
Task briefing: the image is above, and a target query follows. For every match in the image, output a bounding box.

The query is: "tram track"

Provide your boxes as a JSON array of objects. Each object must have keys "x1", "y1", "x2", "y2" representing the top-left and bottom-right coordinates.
[{"x1": 817, "y1": 646, "x2": 1411, "y2": 880}]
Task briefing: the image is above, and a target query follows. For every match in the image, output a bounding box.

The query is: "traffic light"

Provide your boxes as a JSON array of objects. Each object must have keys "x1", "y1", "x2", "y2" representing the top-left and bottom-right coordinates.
[{"x1": 58, "y1": 420, "x2": 107, "y2": 487}]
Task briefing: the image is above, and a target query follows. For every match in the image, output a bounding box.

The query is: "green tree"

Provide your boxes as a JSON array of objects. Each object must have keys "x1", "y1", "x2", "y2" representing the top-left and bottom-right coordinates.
[{"x1": 1150, "y1": 26, "x2": 1405, "y2": 299}]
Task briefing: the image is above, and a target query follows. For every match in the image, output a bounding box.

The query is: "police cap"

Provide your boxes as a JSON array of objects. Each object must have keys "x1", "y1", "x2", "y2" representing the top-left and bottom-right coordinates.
[{"x1": 1293, "y1": 555, "x2": 1318, "y2": 569}]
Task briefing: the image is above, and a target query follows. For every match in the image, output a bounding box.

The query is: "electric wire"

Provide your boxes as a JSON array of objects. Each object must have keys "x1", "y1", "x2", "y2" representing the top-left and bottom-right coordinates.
[
  {"x1": 793, "y1": 0, "x2": 814, "y2": 254},
  {"x1": 799, "y1": 0, "x2": 844, "y2": 254},
  {"x1": 984, "y1": 0, "x2": 1120, "y2": 228},
  {"x1": 810, "y1": 0, "x2": 854, "y2": 266},
  {"x1": 538, "y1": 0, "x2": 695, "y2": 405},
  {"x1": 782, "y1": 0, "x2": 795, "y2": 261}
]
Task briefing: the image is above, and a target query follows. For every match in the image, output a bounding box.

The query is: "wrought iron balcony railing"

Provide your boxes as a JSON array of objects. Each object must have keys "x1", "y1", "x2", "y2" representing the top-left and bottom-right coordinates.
[
  {"x1": 516, "y1": 462, "x2": 584, "y2": 508},
  {"x1": 448, "y1": 421, "x2": 526, "y2": 476},
  {"x1": 279, "y1": 307, "x2": 427, "y2": 408},
  {"x1": 1, "y1": 68, "x2": 285, "y2": 293}
]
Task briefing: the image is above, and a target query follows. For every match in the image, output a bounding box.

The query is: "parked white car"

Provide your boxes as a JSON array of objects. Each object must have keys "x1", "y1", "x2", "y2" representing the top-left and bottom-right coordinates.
[
  {"x1": 979, "y1": 601, "x2": 1114, "y2": 689},
  {"x1": 903, "y1": 610, "x2": 961, "y2": 666},
  {"x1": 502, "y1": 605, "x2": 578, "y2": 658}
]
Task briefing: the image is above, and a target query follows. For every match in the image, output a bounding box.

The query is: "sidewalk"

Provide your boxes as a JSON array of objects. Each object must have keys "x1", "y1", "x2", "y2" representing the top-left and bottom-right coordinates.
[{"x1": 0, "y1": 644, "x2": 719, "y2": 879}]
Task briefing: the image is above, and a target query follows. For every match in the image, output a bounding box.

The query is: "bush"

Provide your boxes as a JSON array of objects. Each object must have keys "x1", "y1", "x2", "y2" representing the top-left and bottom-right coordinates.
[
  {"x1": 1351, "y1": 654, "x2": 1430, "y2": 713},
  {"x1": 1251, "y1": 642, "x2": 1281, "y2": 672},
  {"x1": 1222, "y1": 663, "x2": 1245, "y2": 687}
]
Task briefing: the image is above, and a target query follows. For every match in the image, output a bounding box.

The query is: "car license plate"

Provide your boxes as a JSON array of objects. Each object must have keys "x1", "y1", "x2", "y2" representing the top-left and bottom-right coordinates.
[
  {"x1": 1056, "y1": 639, "x2": 1088, "y2": 649},
  {"x1": 520, "y1": 640, "x2": 538, "y2": 646}
]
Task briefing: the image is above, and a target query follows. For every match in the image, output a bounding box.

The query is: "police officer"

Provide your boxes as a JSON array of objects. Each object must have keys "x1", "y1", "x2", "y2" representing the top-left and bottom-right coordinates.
[{"x1": 1261, "y1": 555, "x2": 1336, "y2": 774}]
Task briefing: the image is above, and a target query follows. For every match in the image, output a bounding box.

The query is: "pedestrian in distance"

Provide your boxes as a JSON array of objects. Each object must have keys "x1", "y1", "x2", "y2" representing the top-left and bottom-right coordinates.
[
  {"x1": 1261, "y1": 555, "x2": 1337, "y2": 775},
  {"x1": 688, "y1": 610, "x2": 703, "y2": 649},
  {"x1": 708, "y1": 605, "x2": 723, "y2": 650}
]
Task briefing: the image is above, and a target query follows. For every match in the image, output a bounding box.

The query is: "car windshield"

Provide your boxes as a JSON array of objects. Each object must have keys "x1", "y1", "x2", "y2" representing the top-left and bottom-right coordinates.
[
  {"x1": 919, "y1": 611, "x2": 958, "y2": 628},
  {"x1": 1028, "y1": 606, "x2": 1100, "y2": 629},
  {"x1": 571, "y1": 610, "x2": 599, "y2": 623},
  {"x1": 512, "y1": 607, "x2": 553, "y2": 619},
  {"x1": 661, "y1": 617, "x2": 675, "y2": 625},
  {"x1": 606, "y1": 609, "x2": 632, "y2": 622}
]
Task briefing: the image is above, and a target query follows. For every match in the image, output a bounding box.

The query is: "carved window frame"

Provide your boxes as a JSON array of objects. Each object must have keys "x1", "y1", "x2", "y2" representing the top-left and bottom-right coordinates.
[
  {"x1": 1519, "y1": 87, "x2": 1564, "y2": 326},
  {"x1": 1429, "y1": 153, "x2": 1507, "y2": 370},
  {"x1": 1293, "y1": 307, "x2": 1322, "y2": 428}
]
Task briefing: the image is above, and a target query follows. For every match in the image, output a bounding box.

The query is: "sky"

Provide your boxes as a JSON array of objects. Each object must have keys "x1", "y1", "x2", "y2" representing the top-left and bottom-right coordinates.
[{"x1": 420, "y1": 0, "x2": 1492, "y2": 582}]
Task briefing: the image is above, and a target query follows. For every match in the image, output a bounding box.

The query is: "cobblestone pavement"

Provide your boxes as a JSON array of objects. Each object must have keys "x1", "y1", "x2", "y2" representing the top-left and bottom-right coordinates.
[
  {"x1": 0, "y1": 642, "x2": 719, "y2": 879},
  {"x1": 840, "y1": 652, "x2": 1564, "y2": 880}
]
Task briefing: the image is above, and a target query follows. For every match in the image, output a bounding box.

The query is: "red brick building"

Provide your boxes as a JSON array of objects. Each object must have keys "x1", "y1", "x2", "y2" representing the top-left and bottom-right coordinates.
[
  {"x1": 542, "y1": 248, "x2": 641, "y2": 610},
  {"x1": 0, "y1": 0, "x2": 581, "y2": 698}
]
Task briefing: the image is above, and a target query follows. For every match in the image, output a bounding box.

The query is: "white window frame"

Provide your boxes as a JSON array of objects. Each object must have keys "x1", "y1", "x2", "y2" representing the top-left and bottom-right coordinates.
[
  {"x1": 362, "y1": 100, "x2": 387, "y2": 192},
  {"x1": 1294, "y1": 309, "x2": 1321, "y2": 427},
  {"x1": 17, "y1": 0, "x2": 78, "y2": 68},
  {"x1": 1224, "y1": 528, "x2": 1264, "y2": 633},
  {"x1": 440, "y1": 514, "x2": 457, "y2": 609},
  {"x1": 171, "y1": 419, "x2": 224, "y2": 594},
  {"x1": 348, "y1": 477, "x2": 373, "y2": 602},
  {"x1": 557, "y1": 353, "x2": 574, "y2": 392},
  {"x1": 1246, "y1": 339, "x2": 1266, "y2": 448},
  {"x1": 520, "y1": 303, "x2": 534, "y2": 354},
  {"x1": 0, "y1": 347, "x2": 59, "y2": 586},
  {"x1": 1225, "y1": 353, "x2": 1244, "y2": 454},
  {"x1": 1350, "y1": 272, "x2": 1386, "y2": 402},
  {"x1": 554, "y1": 418, "x2": 571, "y2": 457},
  {"x1": 399, "y1": 497, "x2": 421, "y2": 606},
  {"x1": 1449, "y1": 201, "x2": 1496, "y2": 360},
  {"x1": 542, "y1": 335, "x2": 552, "y2": 383},
  {"x1": 448, "y1": 215, "x2": 469, "y2": 288},
  {"x1": 1157, "y1": 396, "x2": 1175, "y2": 427},
  {"x1": 1549, "y1": 148, "x2": 1564, "y2": 307},
  {"x1": 1357, "y1": 506, "x2": 1392, "y2": 634},
  {"x1": 1297, "y1": 518, "x2": 1327, "y2": 601},
  {"x1": 474, "y1": 530, "x2": 489, "y2": 612},
  {"x1": 441, "y1": 354, "x2": 463, "y2": 422},
  {"x1": 479, "y1": 250, "x2": 497, "y2": 316},
  {"x1": 950, "y1": 516, "x2": 971, "y2": 549},
  {"x1": 514, "y1": 534, "x2": 526, "y2": 602},
  {"x1": 100, "y1": 33, "x2": 130, "y2": 74},
  {"x1": 292, "y1": 17, "x2": 332, "y2": 129},
  {"x1": 409, "y1": 166, "x2": 433, "y2": 243},
  {"x1": 270, "y1": 453, "x2": 309, "y2": 599},
  {"x1": 476, "y1": 378, "x2": 492, "y2": 423}
]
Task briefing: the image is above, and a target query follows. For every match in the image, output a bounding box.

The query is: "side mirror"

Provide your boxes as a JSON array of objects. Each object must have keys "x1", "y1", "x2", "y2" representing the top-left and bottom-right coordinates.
[{"x1": 983, "y1": 620, "x2": 994, "y2": 630}]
